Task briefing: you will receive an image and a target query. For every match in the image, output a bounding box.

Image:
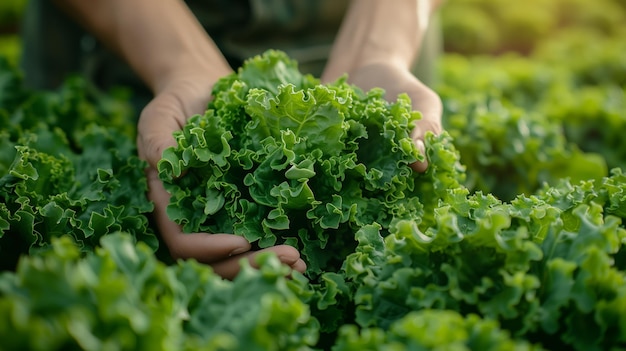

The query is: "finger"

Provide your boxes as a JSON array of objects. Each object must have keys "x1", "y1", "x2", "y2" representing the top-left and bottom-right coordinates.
[
  {"x1": 146, "y1": 166, "x2": 251, "y2": 263},
  {"x1": 411, "y1": 138, "x2": 429, "y2": 173},
  {"x1": 289, "y1": 258, "x2": 307, "y2": 275},
  {"x1": 167, "y1": 233, "x2": 252, "y2": 263},
  {"x1": 409, "y1": 89, "x2": 443, "y2": 173},
  {"x1": 208, "y1": 254, "x2": 249, "y2": 280},
  {"x1": 136, "y1": 96, "x2": 187, "y2": 168},
  {"x1": 248, "y1": 245, "x2": 306, "y2": 273},
  {"x1": 211, "y1": 245, "x2": 307, "y2": 280},
  {"x1": 409, "y1": 118, "x2": 437, "y2": 173}
]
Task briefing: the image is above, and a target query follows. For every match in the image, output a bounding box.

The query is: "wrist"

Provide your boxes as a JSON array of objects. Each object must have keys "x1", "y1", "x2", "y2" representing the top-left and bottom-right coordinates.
[
  {"x1": 152, "y1": 52, "x2": 233, "y2": 96},
  {"x1": 323, "y1": 0, "x2": 438, "y2": 81}
]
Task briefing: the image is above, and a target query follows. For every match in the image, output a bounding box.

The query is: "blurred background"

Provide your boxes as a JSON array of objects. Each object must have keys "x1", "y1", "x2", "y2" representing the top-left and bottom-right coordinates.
[
  {"x1": 2, "y1": 0, "x2": 625, "y2": 66},
  {"x1": 434, "y1": 0, "x2": 626, "y2": 199},
  {"x1": 0, "y1": 0, "x2": 25, "y2": 67},
  {"x1": 441, "y1": 0, "x2": 626, "y2": 56}
]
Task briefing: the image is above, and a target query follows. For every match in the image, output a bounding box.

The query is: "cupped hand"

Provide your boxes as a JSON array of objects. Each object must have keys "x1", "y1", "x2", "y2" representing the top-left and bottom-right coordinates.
[
  {"x1": 327, "y1": 62, "x2": 443, "y2": 172},
  {"x1": 136, "y1": 76, "x2": 306, "y2": 279}
]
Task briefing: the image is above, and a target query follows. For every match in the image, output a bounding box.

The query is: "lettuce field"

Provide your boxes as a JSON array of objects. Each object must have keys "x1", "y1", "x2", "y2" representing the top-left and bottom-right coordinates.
[{"x1": 1, "y1": 1, "x2": 626, "y2": 350}]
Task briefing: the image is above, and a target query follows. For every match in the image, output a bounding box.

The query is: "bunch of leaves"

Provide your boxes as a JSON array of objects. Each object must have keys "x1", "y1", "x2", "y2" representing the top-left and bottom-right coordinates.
[
  {"x1": 533, "y1": 30, "x2": 626, "y2": 88},
  {"x1": 437, "y1": 34, "x2": 626, "y2": 200},
  {"x1": 0, "y1": 59, "x2": 153, "y2": 270},
  {"x1": 439, "y1": 80, "x2": 606, "y2": 200},
  {"x1": 533, "y1": 32, "x2": 626, "y2": 172},
  {"x1": 1, "y1": 37, "x2": 624, "y2": 350},
  {"x1": 539, "y1": 84, "x2": 626, "y2": 172},
  {"x1": 158, "y1": 50, "x2": 465, "y2": 277},
  {"x1": 5, "y1": 72, "x2": 136, "y2": 141},
  {"x1": 333, "y1": 310, "x2": 541, "y2": 351},
  {"x1": 302, "y1": 131, "x2": 466, "y2": 337},
  {"x1": 0, "y1": 232, "x2": 320, "y2": 351},
  {"x1": 438, "y1": 54, "x2": 562, "y2": 110},
  {"x1": 438, "y1": 30, "x2": 626, "y2": 109},
  {"x1": 343, "y1": 168, "x2": 626, "y2": 350}
]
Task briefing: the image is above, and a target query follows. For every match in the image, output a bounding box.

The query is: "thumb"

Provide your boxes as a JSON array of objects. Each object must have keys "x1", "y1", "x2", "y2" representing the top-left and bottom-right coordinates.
[
  {"x1": 408, "y1": 87, "x2": 443, "y2": 173},
  {"x1": 137, "y1": 92, "x2": 189, "y2": 168},
  {"x1": 411, "y1": 138, "x2": 428, "y2": 173}
]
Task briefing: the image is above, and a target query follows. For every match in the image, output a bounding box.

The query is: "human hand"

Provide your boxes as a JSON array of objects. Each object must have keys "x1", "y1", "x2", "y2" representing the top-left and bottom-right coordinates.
[
  {"x1": 137, "y1": 76, "x2": 307, "y2": 279},
  {"x1": 330, "y1": 62, "x2": 443, "y2": 172}
]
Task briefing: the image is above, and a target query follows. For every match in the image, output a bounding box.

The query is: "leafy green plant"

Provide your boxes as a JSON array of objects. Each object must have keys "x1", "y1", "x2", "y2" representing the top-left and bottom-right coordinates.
[
  {"x1": 0, "y1": 233, "x2": 319, "y2": 351},
  {"x1": 440, "y1": 0, "x2": 626, "y2": 55},
  {"x1": 0, "y1": 58, "x2": 153, "y2": 270},
  {"x1": 157, "y1": 50, "x2": 463, "y2": 276},
  {"x1": 342, "y1": 169, "x2": 626, "y2": 350},
  {"x1": 334, "y1": 310, "x2": 541, "y2": 351},
  {"x1": 437, "y1": 33, "x2": 626, "y2": 200}
]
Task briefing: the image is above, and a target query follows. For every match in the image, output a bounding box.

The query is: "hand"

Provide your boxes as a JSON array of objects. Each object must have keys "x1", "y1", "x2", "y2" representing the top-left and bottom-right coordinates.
[
  {"x1": 337, "y1": 62, "x2": 443, "y2": 172},
  {"x1": 137, "y1": 75, "x2": 307, "y2": 279}
]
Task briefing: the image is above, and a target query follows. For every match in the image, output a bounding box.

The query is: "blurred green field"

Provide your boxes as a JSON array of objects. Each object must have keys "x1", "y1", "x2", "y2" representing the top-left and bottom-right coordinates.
[
  {"x1": 434, "y1": 0, "x2": 626, "y2": 199},
  {"x1": 2, "y1": 0, "x2": 626, "y2": 62},
  {"x1": 440, "y1": 0, "x2": 626, "y2": 55},
  {"x1": 0, "y1": 0, "x2": 25, "y2": 30}
]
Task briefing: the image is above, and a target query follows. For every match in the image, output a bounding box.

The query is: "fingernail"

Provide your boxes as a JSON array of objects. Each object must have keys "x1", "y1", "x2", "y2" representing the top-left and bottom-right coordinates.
[
  {"x1": 415, "y1": 139, "x2": 425, "y2": 155},
  {"x1": 229, "y1": 247, "x2": 248, "y2": 256}
]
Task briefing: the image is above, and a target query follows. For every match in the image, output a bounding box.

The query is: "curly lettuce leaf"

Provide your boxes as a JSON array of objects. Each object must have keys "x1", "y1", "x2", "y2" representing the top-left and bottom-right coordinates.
[
  {"x1": 348, "y1": 169, "x2": 626, "y2": 350},
  {"x1": 245, "y1": 84, "x2": 350, "y2": 156},
  {"x1": 0, "y1": 124, "x2": 155, "y2": 263},
  {"x1": 158, "y1": 50, "x2": 433, "y2": 277},
  {"x1": 334, "y1": 310, "x2": 541, "y2": 351},
  {"x1": 0, "y1": 233, "x2": 319, "y2": 351}
]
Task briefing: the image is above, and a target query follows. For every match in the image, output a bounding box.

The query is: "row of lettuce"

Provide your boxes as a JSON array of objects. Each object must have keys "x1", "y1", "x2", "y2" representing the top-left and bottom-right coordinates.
[
  {"x1": 440, "y1": 0, "x2": 626, "y2": 55},
  {"x1": 439, "y1": 30, "x2": 626, "y2": 200},
  {"x1": 1, "y1": 6, "x2": 626, "y2": 351}
]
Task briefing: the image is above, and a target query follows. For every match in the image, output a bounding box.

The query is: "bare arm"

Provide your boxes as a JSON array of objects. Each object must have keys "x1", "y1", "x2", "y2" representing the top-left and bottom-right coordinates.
[
  {"x1": 323, "y1": 0, "x2": 443, "y2": 172},
  {"x1": 323, "y1": 0, "x2": 441, "y2": 80},
  {"x1": 53, "y1": 0, "x2": 231, "y2": 94},
  {"x1": 52, "y1": 0, "x2": 306, "y2": 278}
]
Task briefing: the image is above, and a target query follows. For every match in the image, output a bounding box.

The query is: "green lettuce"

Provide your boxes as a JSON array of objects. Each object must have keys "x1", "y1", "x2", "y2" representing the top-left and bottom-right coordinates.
[
  {"x1": 346, "y1": 169, "x2": 626, "y2": 350},
  {"x1": 0, "y1": 232, "x2": 319, "y2": 351},
  {"x1": 158, "y1": 50, "x2": 460, "y2": 276},
  {"x1": 436, "y1": 38, "x2": 626, "y2": 201},
  {"x1": 334, "y1": 310, "x2": 541, "y2": 351},
  {"x1": 0, "y1": 68, "x2": 154, "y2": 270}
]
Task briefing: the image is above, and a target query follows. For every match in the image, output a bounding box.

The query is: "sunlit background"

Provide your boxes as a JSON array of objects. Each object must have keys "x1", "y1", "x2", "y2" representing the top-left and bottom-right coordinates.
[
  {"x1": 441, "y1": 0, "x2": 626, "y2": 55},
  {"x1": 2, "y1": 0, "x2": 625, "y2": 63}
]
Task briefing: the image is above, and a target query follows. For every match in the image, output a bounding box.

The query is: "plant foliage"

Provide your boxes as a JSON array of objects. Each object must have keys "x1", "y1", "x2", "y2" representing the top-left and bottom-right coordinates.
[{"x1": 1, "y1": 3, "x2": 626, "y2": 346}]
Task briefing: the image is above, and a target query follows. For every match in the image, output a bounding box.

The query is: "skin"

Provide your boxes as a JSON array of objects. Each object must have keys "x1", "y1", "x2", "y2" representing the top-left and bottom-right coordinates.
[
  {"x1": 323, "y1": 0, "x2": 443, "y2": 173},
  {"x1": 53, "y1": 0, "x2": 442, "y2": 279}
]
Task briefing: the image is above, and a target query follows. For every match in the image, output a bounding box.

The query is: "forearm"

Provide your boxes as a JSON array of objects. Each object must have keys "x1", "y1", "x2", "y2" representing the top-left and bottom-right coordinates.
[
  {"x1": 53, "y1": 0, "x2": 232, "y2": 94},
  {"x1": 324, "y1": 0, "x2": 441, "y2": 80}
]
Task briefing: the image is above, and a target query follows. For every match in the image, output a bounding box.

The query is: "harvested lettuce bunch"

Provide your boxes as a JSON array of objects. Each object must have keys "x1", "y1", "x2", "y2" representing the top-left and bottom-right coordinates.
[{"x1": 158, "y1": 50, "x2": 435, "y2": 275}]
